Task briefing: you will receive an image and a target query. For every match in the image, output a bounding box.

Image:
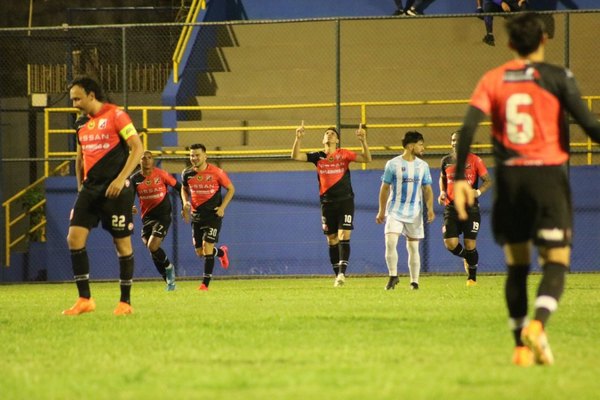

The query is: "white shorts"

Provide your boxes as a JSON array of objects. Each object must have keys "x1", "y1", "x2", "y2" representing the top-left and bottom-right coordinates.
[{"x1": 384, "y1": 215, "x2": 424, "y2": 239}]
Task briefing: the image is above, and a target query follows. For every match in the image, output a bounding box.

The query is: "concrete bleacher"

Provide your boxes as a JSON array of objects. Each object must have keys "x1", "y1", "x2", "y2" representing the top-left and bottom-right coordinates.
[{"x1": 167, "y1": 13, "x2": 600, "y2": 172}]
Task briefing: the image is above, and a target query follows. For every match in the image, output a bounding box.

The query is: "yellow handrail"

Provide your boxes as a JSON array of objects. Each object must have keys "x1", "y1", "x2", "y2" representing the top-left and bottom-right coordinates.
[
  {"x1": 172, "y1": 0, "x2": 205, "y2": 84},
  {"x1": 43, "y1": 95, "x2": 600, "y2": 160},
  {"x1": 3, "y1": 161, "x2": 69, "y2": 266}
]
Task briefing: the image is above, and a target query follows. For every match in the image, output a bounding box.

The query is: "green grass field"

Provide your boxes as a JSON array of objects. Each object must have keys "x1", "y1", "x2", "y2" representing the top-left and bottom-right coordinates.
[{"x1": 1, "y1": 274, "x2": 599, "y2": 399}]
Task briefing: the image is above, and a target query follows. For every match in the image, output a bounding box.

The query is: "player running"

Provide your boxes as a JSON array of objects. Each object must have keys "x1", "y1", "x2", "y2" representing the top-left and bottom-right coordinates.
[
  {"x1": 130, "y1": 151, "x2": 181, "y2": 291},
  {"x1": 181, "y1": 143, "x2": 234, "y2": 291}
]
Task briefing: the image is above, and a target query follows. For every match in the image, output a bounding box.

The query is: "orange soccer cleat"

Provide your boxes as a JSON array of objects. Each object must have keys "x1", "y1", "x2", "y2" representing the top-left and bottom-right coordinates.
[
  {"x1": 512, "y1": 346, "x2": 534, "y2": 367},
  {"x1": 113, "y1": 301, "x2": 133, "y2": 316},
  {"x1": 522, "y1": 320, "x2": 554, "y2": 365},
  {"x1": 62, "y1": 297, "x2": 96, "y2": 316}
]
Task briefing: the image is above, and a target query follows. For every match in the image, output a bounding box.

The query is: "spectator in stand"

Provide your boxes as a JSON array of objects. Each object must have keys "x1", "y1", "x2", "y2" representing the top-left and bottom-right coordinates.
[
  {"x1": 482, "y1": 0, "x2": 528, "y2": 46},
  {"x1": 476, "y1": 0, "x2": 485, "y2": 19},
  {"x1": 394, "y1": 0, "x2": 436, "y2": 16}
]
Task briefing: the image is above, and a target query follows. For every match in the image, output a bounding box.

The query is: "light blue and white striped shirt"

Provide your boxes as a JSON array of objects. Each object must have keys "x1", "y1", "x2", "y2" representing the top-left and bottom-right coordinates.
[{"x1": 381, "y1": 156, "x2": 432, "y2": 223}]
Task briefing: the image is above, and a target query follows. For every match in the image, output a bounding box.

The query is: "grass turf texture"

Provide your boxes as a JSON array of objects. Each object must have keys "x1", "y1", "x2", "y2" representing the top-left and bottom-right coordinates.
[{"x1": 1, "y1": 275, "x2": 599, "y2": 399}]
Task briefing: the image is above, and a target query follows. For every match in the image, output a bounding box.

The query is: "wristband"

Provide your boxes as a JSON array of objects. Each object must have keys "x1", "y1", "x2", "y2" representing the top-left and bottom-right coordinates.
[{"x1": 476, "y1": 189, "x2": 481, "y2": 197}]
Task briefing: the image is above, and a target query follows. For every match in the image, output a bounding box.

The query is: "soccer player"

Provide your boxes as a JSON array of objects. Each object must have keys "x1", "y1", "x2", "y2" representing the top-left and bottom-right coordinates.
[
  {"x1": 439, "y1": 131, "x2": 492, "y2": 286},
  {"x1": 181, "y1": 143, "x2": 233, "y2": 291},
  {"x1": 63, "y1": 76, "x2": 144, "y2": 316},
  {"x1": 130, "y1": 151, "x2": 181, "y2": 291},
  {"x1": 453, "y1": 13, "x2": 600, "y2": 366},
  {"x1": 376, "y1": 131, "x2": 435, "y2": 290},
  {"x1": 291, "y1": 122, "x2": 372, "y2": 287}
]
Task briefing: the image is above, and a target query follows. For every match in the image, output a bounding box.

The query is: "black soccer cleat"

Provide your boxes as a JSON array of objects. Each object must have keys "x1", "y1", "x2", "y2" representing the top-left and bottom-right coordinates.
[
  {"x1": 385, "y1": 276, "x2": 400, "y2": 290},
  {"x1": 482, "y1": 33, "x2": 495, "y2": 47}
]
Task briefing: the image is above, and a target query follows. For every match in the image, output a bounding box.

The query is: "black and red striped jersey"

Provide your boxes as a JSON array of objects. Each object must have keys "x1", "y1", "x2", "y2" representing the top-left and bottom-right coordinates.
[
  {"x1": 76, "y1": 103, "x2": 138, "y2": 189},
  {"x1": 130, "y1": 167, "x2": 180, "y2": 218},
  {"x1": 470, "y1": 59, "x2": 594, "y2": 167},
  {"x1": 306, "y1": 148, "x2": 357, "y2": 203},
  {"x1": 182, "y1": 164, "x2": 232, "y2": 218},
  {"x1": 440, "y1": 153, "x2": 488, "y2": 205}
]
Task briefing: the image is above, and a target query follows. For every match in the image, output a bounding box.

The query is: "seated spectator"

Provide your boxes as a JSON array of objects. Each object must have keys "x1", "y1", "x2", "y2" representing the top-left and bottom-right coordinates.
[
  {"x1": 481, "y1": 0, "x2": 528, "y2": 46},
  {"x1": 476, "y1": 0, "x2": 484, "y2": 19},
  {"x1": 405, "y1": 0, "x2": 433, "y2": 16},
  {"x1": 393, "y1": 0, "x2": 435, "y2": 16},
  {"x1": 392, "y1": 0, "x2": 406, "y2": 15}
]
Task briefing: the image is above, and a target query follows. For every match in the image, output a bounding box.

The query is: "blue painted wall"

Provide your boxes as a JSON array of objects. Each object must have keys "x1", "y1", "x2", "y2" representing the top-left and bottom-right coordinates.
[{"x1": 5, "y1": 165, "x2": 598, "y2": 282}]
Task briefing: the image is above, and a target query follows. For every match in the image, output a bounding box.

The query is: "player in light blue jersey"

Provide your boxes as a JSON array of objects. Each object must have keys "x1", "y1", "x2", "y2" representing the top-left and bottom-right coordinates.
[{"x1": 376, "y1": 131, "x2": 435, "y2": 290}]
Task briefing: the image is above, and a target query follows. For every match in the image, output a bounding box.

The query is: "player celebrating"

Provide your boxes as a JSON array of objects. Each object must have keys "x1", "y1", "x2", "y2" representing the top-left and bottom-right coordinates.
[
  {"x1": 376, "y1": 131, "x2": 435, "y2": 290},
  {"x1": 63, "y1": 76, "x2": 144, "y2": 316},
  {"x1": 181, "y1": 143, "x2": 233, "y2": 291},
  {"x1": 291, "y1": 122, "x2": 372, "y2": 287},
  {"x1": 130, "y1": 151, "x2": 181, "y2": 291},
  {"x1": 439, "y1": 131, "x2": 491, "y2": 286},
  {"x1": 453, "y1": 13, "x2": 600, "y2": 366}
]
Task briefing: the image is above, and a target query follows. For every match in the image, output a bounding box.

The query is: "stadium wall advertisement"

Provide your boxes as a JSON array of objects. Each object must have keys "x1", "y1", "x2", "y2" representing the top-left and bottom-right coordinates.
[{"x1": 4, "y1": 165, "x2": 600, "y2": 282}]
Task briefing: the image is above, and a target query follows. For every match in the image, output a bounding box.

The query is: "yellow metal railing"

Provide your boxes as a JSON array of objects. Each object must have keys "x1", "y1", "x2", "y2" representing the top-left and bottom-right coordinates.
[
  {"x1": 3, "y1": 161, "x2": 69, "y2": 266},
  {"x1": 44, "y1": 96, "x2": 600, "y2": 168},
  {"x1": 172, "y1": 0, "x2": 205, "y2": 84}
]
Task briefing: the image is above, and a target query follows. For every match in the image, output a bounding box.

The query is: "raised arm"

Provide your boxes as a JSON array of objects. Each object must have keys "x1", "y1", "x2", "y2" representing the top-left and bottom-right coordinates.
[
  {"x1": 291, "y1": 121, "x2": 308, "y2": 161},
  {"x1": 354, "y1": 123, "x2": 372, "y2": 163}
]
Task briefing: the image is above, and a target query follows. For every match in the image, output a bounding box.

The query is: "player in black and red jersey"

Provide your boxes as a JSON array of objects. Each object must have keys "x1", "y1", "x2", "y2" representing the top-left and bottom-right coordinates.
[
  {"x1": 130, "y1": 151, "x2": 182, "y2": 291},
  {"x1": 291, "y1": 122, "x2": 372, "y2": 287},
  {"x1": 181, "y1": 143, "x2": 234, "y2": 291},
  {"x1": 439, "y1": 131, "x2": 492, "y2": 286},
  {"x1": 63, "y1": 76, "x2": 144, "y2": 316},
  {"x1": 453, "y1": 13, "x2": 600, "y2": 366}
]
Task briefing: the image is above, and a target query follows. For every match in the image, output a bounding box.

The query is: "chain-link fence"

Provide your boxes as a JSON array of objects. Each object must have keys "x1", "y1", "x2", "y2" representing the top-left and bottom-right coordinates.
[{"x1": 2, "y1": 11, "x2": 600, "y2": 281}]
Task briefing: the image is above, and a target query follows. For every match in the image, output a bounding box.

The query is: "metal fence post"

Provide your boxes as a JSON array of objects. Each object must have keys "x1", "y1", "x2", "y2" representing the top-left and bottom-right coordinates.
[
  {"x1": 335, "y1": 18, "x2": 341, "y2": 141},
  {"x1": 122, "y1": 26, "x2": 128, "y2": 108}
]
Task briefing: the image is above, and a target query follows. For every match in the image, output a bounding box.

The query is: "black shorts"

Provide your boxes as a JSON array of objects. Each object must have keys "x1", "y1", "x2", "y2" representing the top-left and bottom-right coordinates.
[
  {"x1": 443, "y1": 204, "x2": 481, "y2": 240},
  {"x1": 191, "y1": 216, "x2": 222, "y2": 247},
  {"x1": 141, "y1": 213, "x2": 171, "y2": 241},
  {"x1": 320, "y1": 198, "x2": 354, "y2": 235},
  {"x1": 492, "y1": 165, "x2": 572, "y2": 247},
  {"x1": 70, "y1": 183, "x2": 134, "y2": 238}
]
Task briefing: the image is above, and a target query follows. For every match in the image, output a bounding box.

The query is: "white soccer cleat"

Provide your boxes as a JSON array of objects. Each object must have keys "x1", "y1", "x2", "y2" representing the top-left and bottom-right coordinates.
[{"x1": 334, "y1": 273, "x2": 346, "y2": 287}]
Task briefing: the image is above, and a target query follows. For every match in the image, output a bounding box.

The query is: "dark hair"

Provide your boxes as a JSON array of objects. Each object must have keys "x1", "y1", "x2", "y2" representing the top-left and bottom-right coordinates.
[
  {"x1": 505, "y1": 13, "x2": 545, "y2": 57},
  {"x1": 450, "y1": 130, "x2": 460, "y2": 138},
  {"x1": 189, "y1": 143, "x2": 206, "y2": 152},
  {"x1": 326, "y1": 127, "x2": 339, "y2": 136},
  {"x1": 402, "y1": 131, "x2": 424, "y2": 147},
  {"x1": 68, "y1": 76, "x2": 106, "y2": 102}
]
